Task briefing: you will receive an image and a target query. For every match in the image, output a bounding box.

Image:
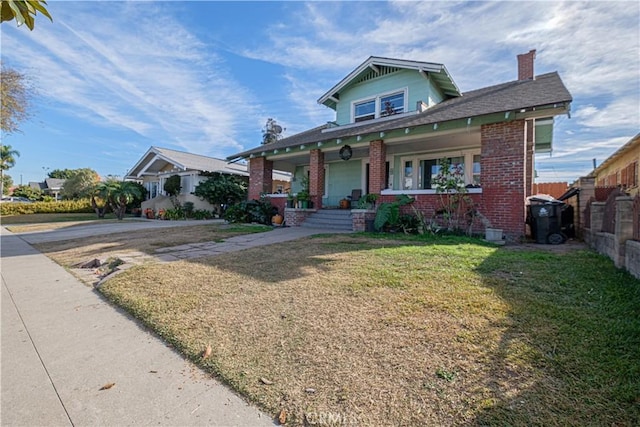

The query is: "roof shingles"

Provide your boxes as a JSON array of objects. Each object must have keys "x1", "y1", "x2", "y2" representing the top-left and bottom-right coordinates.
[{"x1": 230, "y1": 72, "x2": 572, "y2": 159}]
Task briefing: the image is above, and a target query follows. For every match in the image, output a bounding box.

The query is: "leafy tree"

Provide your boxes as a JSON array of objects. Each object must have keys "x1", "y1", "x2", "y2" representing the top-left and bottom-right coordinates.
[
  {"x1": 1, "y1": 173, "x2": 13, "y2": 195},
  {"x1": 48, "y1": 168, "x2": 77, "y2": 179},
  {"x1": 163, "y1": 174, "x2": 182, "y2": 208},
  {"x1": 12, "y1": 184, "x2": 43, "y2": 201},
  {"x1": 90, "y1": 180, "x2": 143, "y2": 220},
  {"x1": 1, "y1": 0, "x2": 52, "y2": 30},
  {"x1": 60, "y1": 168, "x2": 99, "y2": 200},
  {"x1": 1, "y1": 67, "x2": 34, "y2": 135},
  {"x1": 0, "y1": 144, "x2": 20, "y2": 196},
  {"x1": 109, "y1": 181, "x2": 143, "y2": 220},
  {"x1": 193, "y1": 173, "x2": 248, "y2": 216}
]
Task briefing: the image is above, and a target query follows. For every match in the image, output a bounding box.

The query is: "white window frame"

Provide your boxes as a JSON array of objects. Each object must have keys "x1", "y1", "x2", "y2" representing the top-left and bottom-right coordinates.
[
  {"x1": 383, "y1": 149, "x2": 482, "y2": 195},
  {"x1": 351, "y1": 87, "x2": 408, "y2": 123}
]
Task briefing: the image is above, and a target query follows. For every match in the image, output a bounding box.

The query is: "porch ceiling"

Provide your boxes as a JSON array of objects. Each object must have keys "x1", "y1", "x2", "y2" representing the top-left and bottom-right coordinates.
[{"x1": 270, "y1": 129, "x2": 481, "y2": 169}]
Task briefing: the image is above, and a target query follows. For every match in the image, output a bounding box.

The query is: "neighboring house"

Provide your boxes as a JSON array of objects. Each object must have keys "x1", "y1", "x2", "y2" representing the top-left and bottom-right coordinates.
[
  {"x1": 125, "y1": 146, "x2": 290, "y2": 212},
  {"x1": 29, "y1": 178, "x2": 65, "y2": 200},
  {"x1": 591, "y1": 133, "x2": 639, "y2": 197},
  {"x1": 228, "y1": 50, "x2": 572, "y2": 239}
]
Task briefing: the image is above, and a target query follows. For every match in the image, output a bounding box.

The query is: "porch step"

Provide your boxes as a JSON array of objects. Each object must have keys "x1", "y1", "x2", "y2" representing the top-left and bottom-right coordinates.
[{"x1": 301, "y1": 209, "x2": 353, "y2": 231}]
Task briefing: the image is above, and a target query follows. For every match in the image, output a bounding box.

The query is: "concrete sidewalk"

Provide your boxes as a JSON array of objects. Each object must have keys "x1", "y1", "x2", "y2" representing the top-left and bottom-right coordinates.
[{"x1": 1, "y1": 227, "x2": 276, "y2": 426}]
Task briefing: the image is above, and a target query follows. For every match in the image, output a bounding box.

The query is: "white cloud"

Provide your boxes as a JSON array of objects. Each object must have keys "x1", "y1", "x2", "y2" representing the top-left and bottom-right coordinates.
[{"x1": 1, "y1": 2, "x2": 255, "y2": 156}]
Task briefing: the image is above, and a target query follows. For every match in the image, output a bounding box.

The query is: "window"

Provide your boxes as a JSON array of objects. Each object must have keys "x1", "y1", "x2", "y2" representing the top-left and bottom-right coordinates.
[
  {"x1": 472, "y1": 155, "x2": 481, "y2": 186},
  {"x1": 352, "y1": 89, "x2": 406, "y2": 123},
  {"x1": 381, "y1": 92, "x2": 404, "y2": 116},
  {"x1": 354, "y1": 99, "x2": 375, "y2": 122},
  {"x1": 399, "y1": 151, "x2": 480, "y2": 191},
  {"x1": 420, "y1": 157, "x2": 463, "y2": 190}
]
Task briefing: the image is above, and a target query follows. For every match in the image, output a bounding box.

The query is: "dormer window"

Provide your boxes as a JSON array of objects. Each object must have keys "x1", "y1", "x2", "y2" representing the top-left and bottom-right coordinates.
[{"x1": 352, "y1": 89, "x2": 406, "y2": 123}]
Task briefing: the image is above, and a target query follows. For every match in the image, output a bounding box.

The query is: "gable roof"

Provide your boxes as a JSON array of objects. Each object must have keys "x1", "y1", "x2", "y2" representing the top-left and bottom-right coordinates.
[
  {"x1": 318, "y1": 56, "x2": 461, "y2": 110},
  {"x1": 230, "y1": 71, "x2": 572, "y2": 160},
  {"x1": 126, "y1": 146, "x2": 247, "y2": 178}
]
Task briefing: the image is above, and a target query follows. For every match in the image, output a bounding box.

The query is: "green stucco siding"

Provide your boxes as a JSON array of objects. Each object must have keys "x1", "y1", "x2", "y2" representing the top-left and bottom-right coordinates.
[{"x1": 335, "y1": 69, "x2": 439, "y2": 125}]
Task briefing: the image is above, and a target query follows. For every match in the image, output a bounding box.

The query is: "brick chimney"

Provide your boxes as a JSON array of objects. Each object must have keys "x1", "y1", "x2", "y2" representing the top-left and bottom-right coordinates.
[{"x1": 517, "y1": 49, "x2": 536, "y2": 80}]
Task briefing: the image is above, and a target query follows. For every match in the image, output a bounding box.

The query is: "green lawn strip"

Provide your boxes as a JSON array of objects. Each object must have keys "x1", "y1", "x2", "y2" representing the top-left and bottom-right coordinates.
[{"x1": 99, "y1": 235, "x2": 640, "y2": 426}]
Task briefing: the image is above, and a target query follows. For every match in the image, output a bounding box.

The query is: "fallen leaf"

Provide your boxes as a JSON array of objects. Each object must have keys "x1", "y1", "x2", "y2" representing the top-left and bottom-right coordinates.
[
  {"x1": 260, "y1": 377, "x2": 274, "y2": 385},
  {"x1": 202, "y1": 345, "x2": 212, "y2": 359},
  {"x1": 99, "y1": 382, "x2": 115, "y2": 390},
  {"x1": 278, "y1": 409, "x2": 287, "y2": 424}
]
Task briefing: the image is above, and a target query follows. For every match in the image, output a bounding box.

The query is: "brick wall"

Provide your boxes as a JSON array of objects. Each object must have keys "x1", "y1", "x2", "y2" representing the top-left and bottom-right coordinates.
[
  {"x1": 248, "y1": 157, "x2": 273, "y2": 200},
  {"x1": 369, "y1": 140, "x2": 386, "y2": 194},
  {"x1": 480, "y1": 120, "x2": 527, "y2": 238},
  {"x1": 309, "y1": 149, "x2": 325, "y2": 209}
]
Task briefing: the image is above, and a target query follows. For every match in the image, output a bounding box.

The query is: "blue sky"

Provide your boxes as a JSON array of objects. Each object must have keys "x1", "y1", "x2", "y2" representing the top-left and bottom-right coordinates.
[{"x1": 1, "y1": 0, "x2": 638, "y2": 186}]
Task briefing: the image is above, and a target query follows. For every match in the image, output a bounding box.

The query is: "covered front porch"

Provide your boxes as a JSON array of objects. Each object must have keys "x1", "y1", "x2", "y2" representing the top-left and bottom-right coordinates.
[{"x1": 248, "y1": 119, "x2": 538, "y2": 239}]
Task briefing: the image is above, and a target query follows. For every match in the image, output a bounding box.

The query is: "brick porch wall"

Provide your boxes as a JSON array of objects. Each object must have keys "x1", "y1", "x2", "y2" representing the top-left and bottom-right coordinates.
[{"x1": 248, "y1": 157, "x2": 273, "y2": 201}]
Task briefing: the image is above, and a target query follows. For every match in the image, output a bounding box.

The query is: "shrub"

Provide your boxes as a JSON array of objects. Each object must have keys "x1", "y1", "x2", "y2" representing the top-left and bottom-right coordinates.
[
  {"x1": 192, "y1": 209, "x2": 214, "y2": 220},
  {"x1": 224, "y1": 199, "x2": 276, "y2": 225},
  {"x1": 0, "y1": 199, "x2": 93, "y2": 216}
]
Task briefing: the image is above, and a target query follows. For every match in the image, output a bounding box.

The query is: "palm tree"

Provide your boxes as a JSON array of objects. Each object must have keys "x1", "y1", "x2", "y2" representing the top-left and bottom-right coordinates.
[
  {"x1": 90, "y1": 180, "x2": 143, "y2": 220},
  {"x1": 0, "y1": 145, "x2": 20, "y2": 196}
]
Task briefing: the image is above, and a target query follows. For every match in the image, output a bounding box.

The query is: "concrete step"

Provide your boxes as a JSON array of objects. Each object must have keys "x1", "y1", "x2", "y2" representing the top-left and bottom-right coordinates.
[{"x1": 301, "y1": 209, "x2": 353, "y2": 231}]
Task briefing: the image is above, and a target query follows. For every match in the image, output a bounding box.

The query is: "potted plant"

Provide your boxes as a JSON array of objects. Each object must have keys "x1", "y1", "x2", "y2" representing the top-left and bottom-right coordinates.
[
  {"x1": 297, "y1": 190, "x2": 309, "y2": 209},
  {"x1": 144, "y1": 208, "x2": 155, "y2": 219},
  {"x1": 286, "y1": 191, "x2": 295, "y2": 208}
]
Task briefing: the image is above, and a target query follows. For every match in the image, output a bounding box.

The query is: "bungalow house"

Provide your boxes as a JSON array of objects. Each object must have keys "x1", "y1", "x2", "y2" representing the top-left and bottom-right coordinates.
[
  {"x1": 125, "y1": 146, "x2": 291, "y2": 213},
  {"x1": 228, "y1": 50, "x2": 572, "y2": 239},
  {"x1": 29, "y1": 178, "x2": 65, "y2": 200}
]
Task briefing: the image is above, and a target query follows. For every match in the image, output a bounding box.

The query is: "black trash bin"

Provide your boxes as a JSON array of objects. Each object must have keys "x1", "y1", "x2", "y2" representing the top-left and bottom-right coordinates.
[{"x1": 527, "y1": 198, "x2": 566, "y2": 244}]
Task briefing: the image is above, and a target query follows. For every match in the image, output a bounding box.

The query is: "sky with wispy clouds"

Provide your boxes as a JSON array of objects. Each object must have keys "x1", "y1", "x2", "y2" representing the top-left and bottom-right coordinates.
[{"x1": 1, "y1": 0, "x2": 638, "y2": 185}]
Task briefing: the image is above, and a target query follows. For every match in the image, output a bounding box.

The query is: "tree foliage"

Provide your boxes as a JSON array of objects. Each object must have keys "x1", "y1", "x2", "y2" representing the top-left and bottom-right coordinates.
[
  {"x1": 48, "y1": 168, "x2": 77, "y2": 179},
  {"x1": 2, "y1": 173, "x2": 13, "y2": 195},
  {"x1": 1, "y1": 144, "x2": 20, "y2": 196},
  {"x1": 0, "y1": 67, "x2": 34, "y2": 135},
  {"x1": 11, "y1": 184, "x2": 43, "y2": 201},
  {"x1": 193, "y1": 173, "x2": 247, "y2": 214},
  {"x1": 90, "y1": 180, "x2": 142, "y2": 220},
  {"x1": 60, "y1": 168, "x2": 100, "y2": 200},
  {"x1": 1, "y1": 0, "x2": 52, "y2": 30}
]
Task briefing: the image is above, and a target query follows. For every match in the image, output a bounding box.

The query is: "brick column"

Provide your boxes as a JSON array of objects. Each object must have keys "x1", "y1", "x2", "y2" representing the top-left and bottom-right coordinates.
[
  {"x1": 248, "y1": 157, "x2": 273, "y2": 201},
  {"x1": 480, "y1": 120, "x2": 527, "y2": 239},
  {"x1": 369, "y1": 140, "x2": 386, "y2": 194},
  {"x1": 309, "y1": 149, "x2": 324, "y2": 209}
]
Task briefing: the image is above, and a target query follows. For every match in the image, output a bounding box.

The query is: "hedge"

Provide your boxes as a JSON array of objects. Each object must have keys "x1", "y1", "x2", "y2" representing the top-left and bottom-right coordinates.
[{"x1": 0, "y1": 199, "x2": 94, "y2": 216}]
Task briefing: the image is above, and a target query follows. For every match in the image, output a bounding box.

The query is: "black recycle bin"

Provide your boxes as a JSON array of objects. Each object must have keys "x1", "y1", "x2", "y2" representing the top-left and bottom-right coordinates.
[{"x1": 527, "y1": 197, "x2": 567, "y2": 245}]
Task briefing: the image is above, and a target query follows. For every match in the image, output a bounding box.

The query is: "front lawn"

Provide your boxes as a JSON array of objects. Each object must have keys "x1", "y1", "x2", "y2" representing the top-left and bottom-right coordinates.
[{"x1": 98, "y1": 234, "x2": 640, "y2": 426}]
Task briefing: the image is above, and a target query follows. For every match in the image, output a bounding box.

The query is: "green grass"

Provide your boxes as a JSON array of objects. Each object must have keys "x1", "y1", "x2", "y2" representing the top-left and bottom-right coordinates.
[{"x1": 93, "y1": 234, "x2": 640, "y2": 426}]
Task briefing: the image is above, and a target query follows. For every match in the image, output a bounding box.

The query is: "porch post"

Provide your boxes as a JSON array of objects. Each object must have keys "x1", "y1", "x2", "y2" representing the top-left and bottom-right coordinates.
[
  {"x1": 369, "y1": 139, "x2": 386, "y2": 194},
  {"x1": 309, "y1": 149, "x2": 324, "y2": 209},
  {"x1": 248, "y1": 157, "x2": 273, "y2": 200},
  {"x1": 525, "y1": 119, "x2": 535, "y2": 197}
]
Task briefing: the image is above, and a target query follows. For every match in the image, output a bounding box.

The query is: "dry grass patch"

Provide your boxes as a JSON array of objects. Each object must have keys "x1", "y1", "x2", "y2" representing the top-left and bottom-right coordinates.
[
  {"x1": 32, "y1": 223, "x2": 270, "y2": 267},
  {"x1": 99, "y1": 234, "x2": 640, "y2": 426}
]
